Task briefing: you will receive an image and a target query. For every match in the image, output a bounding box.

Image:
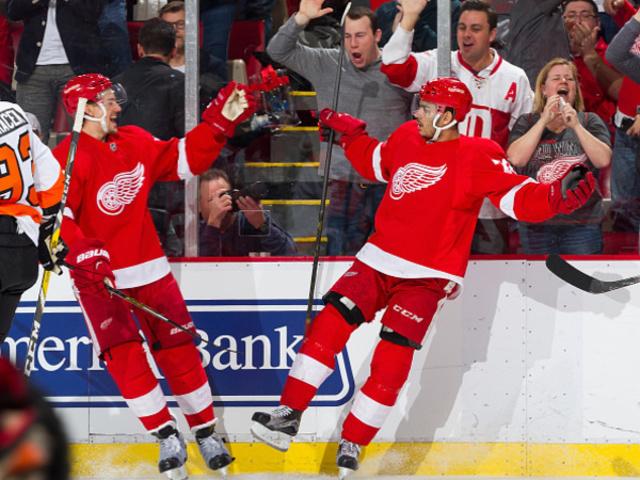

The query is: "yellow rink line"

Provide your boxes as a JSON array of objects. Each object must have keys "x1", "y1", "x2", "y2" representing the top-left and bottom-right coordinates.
[{"x1": 70, "y1": 442, "x2": 640, "y2": 477}]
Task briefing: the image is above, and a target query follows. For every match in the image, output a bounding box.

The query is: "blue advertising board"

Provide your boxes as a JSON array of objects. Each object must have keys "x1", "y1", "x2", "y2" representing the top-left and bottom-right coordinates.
[{"x1": 2, "y1": 299, "x2": 356, "y2": 408}]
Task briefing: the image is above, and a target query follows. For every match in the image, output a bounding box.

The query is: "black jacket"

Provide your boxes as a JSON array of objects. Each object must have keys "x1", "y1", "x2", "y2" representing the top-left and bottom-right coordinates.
[
  {"x1": 114, "y1": 56, "x2": 185, "y2": 140},
  {"x1": 7, "y1": 0, "x2": 110, "y2": 82}
]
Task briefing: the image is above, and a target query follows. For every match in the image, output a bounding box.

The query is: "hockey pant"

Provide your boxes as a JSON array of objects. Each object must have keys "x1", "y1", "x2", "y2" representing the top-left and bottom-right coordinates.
[
  {"x1": 74, "y1": 273, "x2": 215, "y2": 433},
  {"x1": 0, "y1": 216, "x2": 38, "y2": 343},
  {"x1": 280, "y1": 261, "x2": 452, "y2": 445}
]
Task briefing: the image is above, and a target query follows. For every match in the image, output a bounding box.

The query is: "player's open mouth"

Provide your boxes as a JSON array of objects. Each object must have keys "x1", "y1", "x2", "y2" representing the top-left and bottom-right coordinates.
[
  {"x1": 557, "y1": 87, "x2": 569, "y2": 97},
  {"x1": 351, "y1": 52, "x2": 362, "y2": 60}
]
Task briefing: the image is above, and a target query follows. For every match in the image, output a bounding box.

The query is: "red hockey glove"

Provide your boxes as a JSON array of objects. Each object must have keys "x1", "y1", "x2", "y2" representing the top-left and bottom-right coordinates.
[
  {"x1": 319, "y1": 108, "x2": 367, "y2": 149},
  {"x1": 66, "y1": 238, "x2": 115, "y2": 293},
  {"x1": 202, "y1": 81, "x2": 257, "y2": 137},
  {"x1": 549, "y1": 164, "x2": 596, "y2": 215}
]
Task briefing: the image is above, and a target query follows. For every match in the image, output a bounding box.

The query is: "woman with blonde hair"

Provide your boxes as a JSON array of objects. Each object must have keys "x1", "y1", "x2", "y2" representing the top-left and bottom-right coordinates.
[{"x1": 507, "y1": 57, "x2": 612, "y2": 254}]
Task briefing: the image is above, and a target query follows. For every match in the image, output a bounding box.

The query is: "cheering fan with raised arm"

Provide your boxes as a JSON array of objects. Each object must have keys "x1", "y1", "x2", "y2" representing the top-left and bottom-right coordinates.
[{"x1": 53, "y1": 73, "x2": 255, "y2": 480}]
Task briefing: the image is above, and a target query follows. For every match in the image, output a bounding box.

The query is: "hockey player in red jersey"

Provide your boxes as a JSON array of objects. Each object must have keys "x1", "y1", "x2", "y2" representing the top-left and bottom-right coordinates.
[
  {"x1": 250, "y1": 77, "x2": 595, "y2": 478},
  {"x1": 54, "y1": 73, "x2": 255, "y2": 479}
]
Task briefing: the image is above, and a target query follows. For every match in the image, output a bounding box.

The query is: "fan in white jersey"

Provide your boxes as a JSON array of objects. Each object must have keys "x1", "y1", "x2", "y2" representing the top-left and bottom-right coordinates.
[
  {"x1": 250, "y1": 77, "x2": 594, "y2": 478},
  {"x1": 380, "y1": 0, "x2": 534, "y2": 254},
  {"x1": 0, "y1": 101, "x2": 66, "y2": 344}
]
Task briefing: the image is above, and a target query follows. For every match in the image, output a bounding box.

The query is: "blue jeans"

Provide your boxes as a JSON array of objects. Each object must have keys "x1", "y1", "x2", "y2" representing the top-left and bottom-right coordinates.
[
  {"x1": 610, "y1": 127, "x2": 640, "y2": 232},
  {"x1": 201, "y1": 3, "x2": 237, "y2": 80},
  {"x1": 518, "y1": 223, "x2": 603, "y2": 255},
  {"x1": 326, "y1": 181, "x2": 385, "y2": 256},
  {"x1": 98, "y1": 0, "x2": 132, "y2": 77}
]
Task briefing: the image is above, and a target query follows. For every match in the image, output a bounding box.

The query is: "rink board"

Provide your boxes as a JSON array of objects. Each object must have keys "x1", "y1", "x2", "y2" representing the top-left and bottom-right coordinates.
[{"x1": 5, "y1": 258, "x2": 640, "y2": 476}]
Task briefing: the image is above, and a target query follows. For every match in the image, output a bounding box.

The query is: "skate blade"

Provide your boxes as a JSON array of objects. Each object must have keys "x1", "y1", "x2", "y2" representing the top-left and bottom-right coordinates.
[
  {"x1": 164, "y1": 465, "x2": 188, "y2": 480},
  {"x1": 216, "y1": 465, "x2": 228, "y2": 477},
  {"x1": 250, "y1": 421, "x2": 291, "y2": 452},
  {"x1": 338, "y1": 466, "x2": 354, "y2": 479}
]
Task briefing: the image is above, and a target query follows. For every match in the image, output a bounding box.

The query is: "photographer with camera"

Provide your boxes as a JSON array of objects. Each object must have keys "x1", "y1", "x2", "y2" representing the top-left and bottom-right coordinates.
[{"x1": 199, "y1": 169, "x2": 297, "y2": 256}]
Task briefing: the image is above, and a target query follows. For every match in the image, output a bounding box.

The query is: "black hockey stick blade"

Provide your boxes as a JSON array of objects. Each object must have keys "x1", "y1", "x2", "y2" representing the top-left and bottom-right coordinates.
[{"x1": 545, "y1": 254, "x2": 640, "y2": 294}]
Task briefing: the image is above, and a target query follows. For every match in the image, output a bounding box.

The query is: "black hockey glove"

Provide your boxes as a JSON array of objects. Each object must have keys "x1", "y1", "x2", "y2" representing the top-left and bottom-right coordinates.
[{"x1": 38, "y1": 214, "x2": 68, "y2": 275}]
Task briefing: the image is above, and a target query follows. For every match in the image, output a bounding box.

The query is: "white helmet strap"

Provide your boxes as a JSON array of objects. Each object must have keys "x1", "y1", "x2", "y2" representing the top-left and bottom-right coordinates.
[
  {"x1": 83, "y1": 102, "x2": 109, "y2": 134},
  {"x1": 430, "y1": 112, "x2": 457, "y2": 142}
]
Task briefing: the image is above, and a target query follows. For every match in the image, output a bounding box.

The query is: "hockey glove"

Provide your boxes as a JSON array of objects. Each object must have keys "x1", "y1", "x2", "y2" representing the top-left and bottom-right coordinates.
[
  {"x1": 549, "y1": 164, "x2": 596, "y2": 215},
  {"x1": 318, "y1": 109, "x2": 367, "y2": 149},
  {"x1": 38, "y1": 214, "x2": 68, "y2": 275},
  {"x1": 66, "y1": 238, "x2": 115, "y2": 293},
  {"x1": 202, "y1": 81, "x2": 257, "y2": 137}
]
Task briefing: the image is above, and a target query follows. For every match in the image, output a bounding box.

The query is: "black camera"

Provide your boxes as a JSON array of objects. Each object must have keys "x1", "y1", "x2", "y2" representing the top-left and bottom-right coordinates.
[{"x1": 223, "y1": 182, "x2": 268, "y2": 212}]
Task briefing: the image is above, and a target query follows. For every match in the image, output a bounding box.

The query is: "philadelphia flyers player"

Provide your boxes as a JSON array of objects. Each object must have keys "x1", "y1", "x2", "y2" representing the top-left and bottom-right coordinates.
[
  {"x1": 0, "y1": 101, "x2": 65, "y2": 345},
  {"x1": 54, "y1": 73, "x2": 255, "y2": 479},
  {"x1": 250, "y1": 77, "x2": 595, "y2": 478}
]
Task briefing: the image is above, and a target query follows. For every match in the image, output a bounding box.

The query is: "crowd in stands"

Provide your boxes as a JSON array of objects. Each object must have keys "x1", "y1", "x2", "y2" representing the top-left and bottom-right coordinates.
[{"x1": 0, "y1": 0, "x2": 639, "y2": 257}]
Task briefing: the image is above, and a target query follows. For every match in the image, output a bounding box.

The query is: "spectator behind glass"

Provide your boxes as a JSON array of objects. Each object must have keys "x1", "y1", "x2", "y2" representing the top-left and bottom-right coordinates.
[
  {"x1": 503, "y1": 0, "x2": 571, "y2": 88},
  {"x1": 381, "y1": 0, "x2": 534, "y2": 254},
  {"x1": 199, "y1": 169, "x2": 297, "y2": 256},
  {"x1": 7, "y1": 0, "x2": 109, "y2": 143},
  {"x1": 98, "y1": 0, "x2": 132, "y2": 77},
  {"x1": 376, "y1": 0, "x2": 461, "y2": 52},
  {"x1": 605, "y1": 5, "x2": 640, "y2": 231},
  {"x1": 159, "y1": 0, "x2": 187, "y2": 73},
  {"x1": 114, "y1": 17, "x2": 186, "y2": 257},
  {"x1": 507, "y1": 58, "x2": 612, "y2": 254},
  {"x1": 0, "y1": 357, "x2": 70, "y2": 479},
  {"x1": 563, "y1": 0, "x2": 623, "y2": 135},
  {"x1": 267, "y1": 2, "x2": 412, "y2": 256},
  {"x1": 199, "y1": 0, "x2": 236, "y2": 81}
]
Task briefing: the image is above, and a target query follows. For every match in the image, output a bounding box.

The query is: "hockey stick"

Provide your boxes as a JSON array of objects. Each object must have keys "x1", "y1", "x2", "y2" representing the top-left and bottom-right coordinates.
[
  {"x1": 100, "y1": 281, "x2": 239, "y2": 354},
  {"x1": 24, "y1": 98, "x2": 88, "y2": 377},
  {"x1": 305, "y1": 2, "x2": 352, "y2": 326},
  {"x1": 545, "y1": 254, "x2": 640, "y2": 294}
]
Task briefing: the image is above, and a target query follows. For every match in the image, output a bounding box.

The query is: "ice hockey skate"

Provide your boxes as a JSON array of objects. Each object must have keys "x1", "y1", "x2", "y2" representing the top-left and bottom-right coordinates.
[
  {"x1": 154, "y1": 426, "x2": 188, "y2": 480},
  {"x1": 195, "y1": 426, "x2": 234, "y2": 477},
  {"x1": 336, "y1": 439, "x2": 361, "y2": 479},
  {"x1": 250, "y1": 405, "x2": 302, "y2": 451}
]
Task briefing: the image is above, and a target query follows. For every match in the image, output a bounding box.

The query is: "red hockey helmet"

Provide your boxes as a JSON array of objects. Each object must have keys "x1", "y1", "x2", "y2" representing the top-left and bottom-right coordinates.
[
  {"x1": 418, "y1": 77, "x2": 472, "y2": 122},
  {"x1": 62, "y1": 73, "x2": 116, "y2": 116}
]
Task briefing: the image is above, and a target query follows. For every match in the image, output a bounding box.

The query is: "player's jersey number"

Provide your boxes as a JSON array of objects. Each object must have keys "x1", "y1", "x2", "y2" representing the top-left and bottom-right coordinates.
[{"x1": 0, "y1": 132, "x2": 36, "y2": 206}]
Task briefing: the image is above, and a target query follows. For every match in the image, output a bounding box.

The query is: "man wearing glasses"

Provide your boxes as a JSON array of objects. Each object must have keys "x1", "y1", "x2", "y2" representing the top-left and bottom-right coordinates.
[{"x1": 563, "y1": 0, "x2": 623, "y2": 135}]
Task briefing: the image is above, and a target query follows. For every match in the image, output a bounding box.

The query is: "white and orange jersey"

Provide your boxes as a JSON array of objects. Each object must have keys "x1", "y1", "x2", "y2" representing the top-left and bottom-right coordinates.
[
  {"x1": 381, "y1": 26, "x2": 533, "y2": 149},
  {"x1": 0, "y1": 102, "x2": 63, "y2": 245}
]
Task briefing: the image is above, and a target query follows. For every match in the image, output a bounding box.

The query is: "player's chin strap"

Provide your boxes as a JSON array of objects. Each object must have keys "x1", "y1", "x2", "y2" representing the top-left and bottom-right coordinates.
[
  {"x1": 83, "y1": 102, "x2": 109, "y2": 134},
  {"x1": 430, "y1": 113, "x2": 457, "y2": 142}
]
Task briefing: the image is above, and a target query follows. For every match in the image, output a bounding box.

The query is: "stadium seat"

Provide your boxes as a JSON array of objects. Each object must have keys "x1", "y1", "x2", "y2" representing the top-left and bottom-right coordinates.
[{"x1": 228, "y1": 20, "x2": 265, "y2": 80}]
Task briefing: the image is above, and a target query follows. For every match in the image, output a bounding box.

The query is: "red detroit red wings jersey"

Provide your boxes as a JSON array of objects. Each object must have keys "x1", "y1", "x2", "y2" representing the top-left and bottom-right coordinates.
[
  {"x1": 54, "y1": 124, "x2": 225, "y2": 288},
  {"x1": 381, "y1": 27, "x2": 533, "y2": 148},
  {"x1": 344, "y1": 122, "x2": 555, "y2": 284}
]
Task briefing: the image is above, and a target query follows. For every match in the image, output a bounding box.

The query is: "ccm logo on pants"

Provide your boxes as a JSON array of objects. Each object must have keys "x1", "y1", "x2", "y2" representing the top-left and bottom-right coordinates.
[{"x1": 392, "y1": 304, "x2": 423, "y2": 323}]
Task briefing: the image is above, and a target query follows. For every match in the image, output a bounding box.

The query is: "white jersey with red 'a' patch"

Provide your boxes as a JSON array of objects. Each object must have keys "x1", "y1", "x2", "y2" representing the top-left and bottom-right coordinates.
[
  {"x1": 54, "y1": 123, "x2": 225, "y2": 289},
  {"x1": 0, "y1": 101, "x2": 63, "y2": 244},
  {"x1": 343, "y1": 122, "x2": 555, "y2": 286},
  {"x1": 381, "y1": 26, "x2": 533, "y2": 148}
]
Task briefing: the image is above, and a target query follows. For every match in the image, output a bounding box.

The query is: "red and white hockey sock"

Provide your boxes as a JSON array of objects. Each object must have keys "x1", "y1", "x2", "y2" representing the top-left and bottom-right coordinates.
[
  {"x1": 342, "y1": 339, "x2": 415, "y2": 445},
  {"x1": 103, "y1": 341, "x2": 173, "y2": 433},
  {"x1": 281, "y1": 305, "x2": 356, "y2": 411},
  {"x1": 153, "y1": 342, "x2": 215, "y2": 431}
]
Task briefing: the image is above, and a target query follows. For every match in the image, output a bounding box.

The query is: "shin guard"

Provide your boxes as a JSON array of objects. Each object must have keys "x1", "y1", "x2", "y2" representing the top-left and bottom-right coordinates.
[
  {"x1": 342, "y1": 339, "x2": 415, "y2": 445},
  {"x1": 103, "y1": 341, "x2": 173, "y2": 433},
  {"x1": 153, "y1": 342, "x2": 215, "y2": 431},
  {"x1": 281, "y1": 304, "x2": 356, "y2": 411}
]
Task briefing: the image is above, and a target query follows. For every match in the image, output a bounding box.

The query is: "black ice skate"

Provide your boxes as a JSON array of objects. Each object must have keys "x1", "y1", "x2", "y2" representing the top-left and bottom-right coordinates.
[
  {"x1": 195, "y1": 426, "x2": 234, "y2": 477},
  {"x1": 336, "y1": 439, "x2": 361, "y2": 479},
  {"x1": 250, "y1": 405, "x2": 302, "y2": 452},
  {"x1": 154, "y1": 426, "x2": 188, "y2": 480}
]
